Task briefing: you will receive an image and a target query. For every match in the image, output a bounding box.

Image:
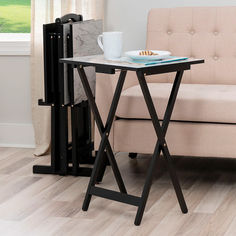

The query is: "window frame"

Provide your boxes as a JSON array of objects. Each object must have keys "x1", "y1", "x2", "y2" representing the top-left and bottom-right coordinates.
[
  {"x1": 0, "y1": 0, "x2": 31, "y2": 56},
  {"x1": 0, "y1": 33, "x2": 30, "y2": 56}
]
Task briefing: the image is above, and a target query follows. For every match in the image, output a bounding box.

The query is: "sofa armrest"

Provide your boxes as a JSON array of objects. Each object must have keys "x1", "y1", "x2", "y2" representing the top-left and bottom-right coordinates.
[{"x1": 94, "y1": 71, "x2": 138, "y2": 150}]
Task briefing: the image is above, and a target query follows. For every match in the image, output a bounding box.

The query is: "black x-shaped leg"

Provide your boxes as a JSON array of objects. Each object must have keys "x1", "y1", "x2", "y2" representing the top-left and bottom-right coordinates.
[
  {"x1": 134, "y1": 70, "x2": 187, "y2": 225},
  {"x1": 77, "y1": 67, "x2": 128, "y2": 211},
  {"x1": 78, "y1": 66, "x2": 187, "y2": 226}
]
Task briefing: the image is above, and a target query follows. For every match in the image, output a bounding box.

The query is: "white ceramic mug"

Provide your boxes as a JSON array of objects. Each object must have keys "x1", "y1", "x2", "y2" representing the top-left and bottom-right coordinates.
[{"x1": 97, "y1": 32, "x2": 123, "y2": 60}]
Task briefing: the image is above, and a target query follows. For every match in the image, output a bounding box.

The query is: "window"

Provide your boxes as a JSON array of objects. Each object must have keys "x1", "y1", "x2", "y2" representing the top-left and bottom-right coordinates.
[
  {"x1": 0, "y1": 0, "x2": 31, "y2": 33},
  {"x1": 0, "y1": 0, "x2": 31, "y2": 55}
]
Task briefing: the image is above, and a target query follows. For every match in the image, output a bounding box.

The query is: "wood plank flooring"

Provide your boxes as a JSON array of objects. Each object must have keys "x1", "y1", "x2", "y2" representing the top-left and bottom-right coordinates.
[{"x1": 0, "y1": 147, "x2": 236, "y2": 235}]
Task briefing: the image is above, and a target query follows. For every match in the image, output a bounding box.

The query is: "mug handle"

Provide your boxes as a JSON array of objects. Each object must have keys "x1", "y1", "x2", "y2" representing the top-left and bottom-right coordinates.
[{"x1": 97, "y1": 34, "x2": 104, "y2": 51}]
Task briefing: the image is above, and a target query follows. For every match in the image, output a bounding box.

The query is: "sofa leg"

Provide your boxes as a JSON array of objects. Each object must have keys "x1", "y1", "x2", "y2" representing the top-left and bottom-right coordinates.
[{"x1": 129, "y1": 153, "x2": 137, "y2": 159}]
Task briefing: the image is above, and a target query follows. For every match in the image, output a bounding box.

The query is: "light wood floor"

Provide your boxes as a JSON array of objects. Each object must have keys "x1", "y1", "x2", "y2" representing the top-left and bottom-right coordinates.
[{"x1": 0, "y1": 148, "x2": 236, "y2": 235}]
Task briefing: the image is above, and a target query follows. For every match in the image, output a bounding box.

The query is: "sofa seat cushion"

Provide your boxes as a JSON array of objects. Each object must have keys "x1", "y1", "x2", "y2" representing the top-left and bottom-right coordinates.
[{"x1": 116, "y1": 83, "x2": 236, "y2": 123}]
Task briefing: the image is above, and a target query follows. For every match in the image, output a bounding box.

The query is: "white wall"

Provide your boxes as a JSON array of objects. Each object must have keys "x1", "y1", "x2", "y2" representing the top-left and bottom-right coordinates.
[
  {"x1": 104, "y1": 0, "x2": 236, "y2": 51},
  {"x1": 0, "y1": 56, "x2": 35, "y2": 148}
]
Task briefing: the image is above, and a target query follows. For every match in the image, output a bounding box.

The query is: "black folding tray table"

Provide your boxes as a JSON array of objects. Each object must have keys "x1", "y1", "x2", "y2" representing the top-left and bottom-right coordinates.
[{"x1": 33, "y1": 14, "x2": 94, "y2": 177}]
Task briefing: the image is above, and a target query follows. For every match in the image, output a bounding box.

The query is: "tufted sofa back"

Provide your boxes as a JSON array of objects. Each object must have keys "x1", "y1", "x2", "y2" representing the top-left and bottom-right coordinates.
[{"x1": 146, "y1": 7, "x2": 236, "y2": 84}]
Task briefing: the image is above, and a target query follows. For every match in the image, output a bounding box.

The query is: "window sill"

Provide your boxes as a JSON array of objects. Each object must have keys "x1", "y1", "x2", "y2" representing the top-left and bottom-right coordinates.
[{"x1": 0, "y1": 33, "x2": 30, "y2": 56}]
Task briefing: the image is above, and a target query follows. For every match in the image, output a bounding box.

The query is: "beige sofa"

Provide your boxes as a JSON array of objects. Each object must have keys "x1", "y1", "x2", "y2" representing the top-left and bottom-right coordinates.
[{"x1": 95, "y1": 6, "x2": 236, "y2": 158}]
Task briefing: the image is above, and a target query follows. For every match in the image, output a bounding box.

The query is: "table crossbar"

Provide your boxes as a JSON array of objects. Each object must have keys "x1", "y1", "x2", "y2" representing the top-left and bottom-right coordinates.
[{"x1": 90, "y1": 186, "x2": 141, "y2": 206}]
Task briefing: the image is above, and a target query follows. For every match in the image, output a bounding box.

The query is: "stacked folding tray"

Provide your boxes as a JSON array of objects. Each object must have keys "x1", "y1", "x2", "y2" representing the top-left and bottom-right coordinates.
[{"x1": 33, "y1": 14, "x2": 103, "y2": 176}]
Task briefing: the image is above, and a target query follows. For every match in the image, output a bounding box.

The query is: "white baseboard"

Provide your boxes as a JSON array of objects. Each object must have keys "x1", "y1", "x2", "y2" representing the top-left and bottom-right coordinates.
[{"x1": 0, "y1": 123, "x2": 35, "y2": 148}]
